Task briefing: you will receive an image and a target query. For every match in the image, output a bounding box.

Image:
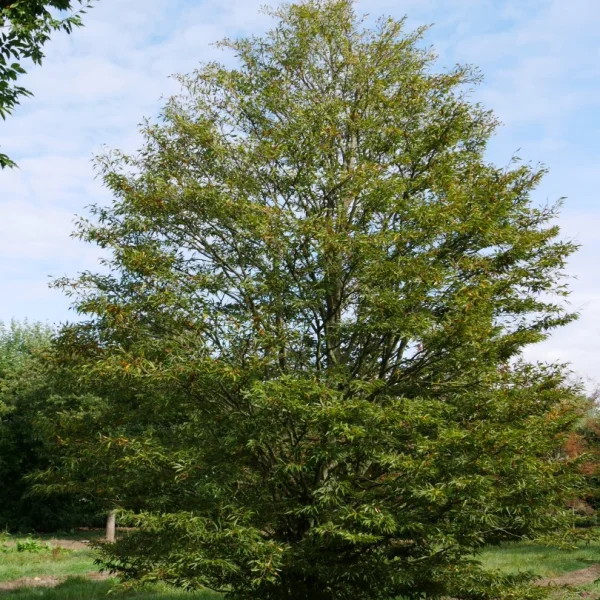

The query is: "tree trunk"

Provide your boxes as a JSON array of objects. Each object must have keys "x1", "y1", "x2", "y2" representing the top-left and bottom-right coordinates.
[{"x1": 106, "y1": 509, "x2": 116, "y2": 542}]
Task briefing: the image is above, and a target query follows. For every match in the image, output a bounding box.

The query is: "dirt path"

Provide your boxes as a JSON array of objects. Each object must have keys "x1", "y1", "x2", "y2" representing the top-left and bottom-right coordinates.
[
  {"x1": 536, "y1": 564, "x2": 600, "y2": 587},
  {"x1": 44, "y1": 538, "x2": 91, "y2": 550}
]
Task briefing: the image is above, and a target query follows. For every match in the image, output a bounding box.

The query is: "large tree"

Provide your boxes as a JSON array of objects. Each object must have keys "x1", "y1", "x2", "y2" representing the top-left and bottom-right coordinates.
[
  {"x1": 0, "y1": 0, "x2": 96, "y2": 168},
  {"x1": 52, "y1": 1, "x2": 584, "y2": 598}
]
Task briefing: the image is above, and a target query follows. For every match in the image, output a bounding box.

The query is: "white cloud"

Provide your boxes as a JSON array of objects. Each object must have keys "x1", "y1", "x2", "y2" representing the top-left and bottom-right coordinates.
[{"x1": 0, "y1": 201, "x2": 75, "y2": 259}]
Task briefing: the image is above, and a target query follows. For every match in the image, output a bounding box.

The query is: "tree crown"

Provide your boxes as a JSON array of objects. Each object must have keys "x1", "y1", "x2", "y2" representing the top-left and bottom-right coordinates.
[{"x1": 52, "y1": 2, "x2": 583, "y2": 598}]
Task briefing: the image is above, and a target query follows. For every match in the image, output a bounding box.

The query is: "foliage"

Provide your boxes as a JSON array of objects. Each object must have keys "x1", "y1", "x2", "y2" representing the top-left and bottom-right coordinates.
[
  {"x1": 50, "y1": 1, "x2": 585, "y2": 598},
  {"x1": 15, "y1": 536, "x2": 51, "y2": 552},
  {"x1": 0, "y1": 0, "x2": 96, "y2": 168},
  {"x1": 563, "y1": 390, "x2": 600, "y2": 513},
  {"x1": 0, "y1": 320, "x2": 101, "y2": 531}
]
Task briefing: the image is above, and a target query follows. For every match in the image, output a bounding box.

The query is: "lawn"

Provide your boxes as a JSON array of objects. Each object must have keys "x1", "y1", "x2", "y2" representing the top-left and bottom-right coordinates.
[
  {"x1": 479, "y1": 536, "x2": 600, "y2": 578},
  {"x1": 0, "y1": 543, "x2": 97, "y2": 583},
  {"x1": 479, "y1": 536, "x2": 600, "y2": 599},
  {"x1": 0, "y1": 533, "x2": 220, "y2": 598},
  {"x1": 1, "y1": 532, "x2": 599, "y2": 599},
  {"x1": 0, "y1": 578, "x2": 222, "y2": 599}
]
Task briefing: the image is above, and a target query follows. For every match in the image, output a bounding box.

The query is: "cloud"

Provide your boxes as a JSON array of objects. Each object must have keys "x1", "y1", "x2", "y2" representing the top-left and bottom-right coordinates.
[{"x1": 1, "y1": 0, "x2": 284, "y2": 327}]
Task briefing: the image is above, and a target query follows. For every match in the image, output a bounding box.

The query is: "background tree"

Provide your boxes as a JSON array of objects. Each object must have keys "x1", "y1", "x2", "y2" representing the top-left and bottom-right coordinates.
[
  {"x1": 0, "y1": 0, "x2": 96, "y2": 168},
  {"x1": 563, "y1": 387, "x2": 600, "y2": 518},
  {"x1": 32, "y1": 342, "x2": 159, "y2": 539},
  {"x1": 51, "y1": 1, "x2": 585, "y2": 598},
  {"x1": 0, "y1": 320, "x2": 101, "y2": 531}
]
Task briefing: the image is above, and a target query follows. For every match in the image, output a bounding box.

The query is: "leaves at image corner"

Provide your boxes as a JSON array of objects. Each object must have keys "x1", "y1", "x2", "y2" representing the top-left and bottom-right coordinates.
[
  {"x1": 0, "y1": 0, "x2": 96, "y2": 168},
  {"x1": 50, "y1": 0, "x2": 586, "y2": 598}
]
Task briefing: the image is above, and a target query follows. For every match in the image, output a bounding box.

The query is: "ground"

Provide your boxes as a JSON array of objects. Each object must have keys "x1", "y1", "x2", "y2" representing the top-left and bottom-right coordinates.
[
  {"x1": 478, "y1": 539, "x2": 600, "y2": 599},
  {"x1": 0, "y1": 531, "x2": 220, "y2": 599},
  {"x1": 0, "y1": 579, "x2": 223, "y2": 599},
  {"x1": 0, "y1": 531, "x2": 599, "y2": 598}
]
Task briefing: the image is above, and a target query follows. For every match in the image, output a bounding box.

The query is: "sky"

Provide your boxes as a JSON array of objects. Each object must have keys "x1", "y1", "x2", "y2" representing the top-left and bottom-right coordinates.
[{"x1": 1, "y1": 0, "x2": 599, "y2": 386}]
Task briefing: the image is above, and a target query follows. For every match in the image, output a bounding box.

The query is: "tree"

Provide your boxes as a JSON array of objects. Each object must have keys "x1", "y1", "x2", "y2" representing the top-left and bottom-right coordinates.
[
  {"x1": 52, "y1": 1, "x2": 585, "y2": 597},
  {"x1": 0, "y1": 0, "x2": 96, "y2": 168},
  {"x1": 0, "y1": 320, "x2": 56, "y2": 530},
  {"x1": 0, "y1": 320, "x2": 101, "y2": 531},
  {"x1": 563, "y1": 388, "x2": 600, "y2": 516}
]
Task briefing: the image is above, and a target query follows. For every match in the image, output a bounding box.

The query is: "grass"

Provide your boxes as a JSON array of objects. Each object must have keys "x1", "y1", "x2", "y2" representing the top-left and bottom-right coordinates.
[
  {"x1": 0, "y1": 578, "x2": 222, "y2": 599},
  {"x1": 554, "y1": 586, "x2": 600, "y2": 600},
  {"x1": 479, "y1": 536, "x2": 600, "y2": 599},
  {"x1": 478, "y1": 536, "x2": 600, "y2": 579},
  {"x1": 0, "y1": 534, "x2": 223, "y2": 598},
  {"x1": 2, "y1": 532, "x2": 600, "y2": 599},
  {"x1": 0, "y1": 545, "x2": 97, "y2": 583},
  {"x1": 17, "y1": 530, "x2": 105, "y2": 543},
  {"x1": 543, "y1": 582, "x2": 600, "y2": 600}
]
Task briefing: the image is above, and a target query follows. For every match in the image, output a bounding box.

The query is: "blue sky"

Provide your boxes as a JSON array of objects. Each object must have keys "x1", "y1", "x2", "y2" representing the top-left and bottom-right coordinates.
[{"x1": 1, "y1": 0, "x2": 599, "y2": 385}]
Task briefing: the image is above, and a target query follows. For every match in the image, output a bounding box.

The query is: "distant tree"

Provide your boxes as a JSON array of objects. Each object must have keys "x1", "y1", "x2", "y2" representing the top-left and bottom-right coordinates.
[
  {"x1": 0, "y1": 320, "x2": 53, "y2": 417},
  {"x1": 52, "y1": 1, "x2": 585, "y2": 598},
  {"x1": 0, "y1": 321, "x2": 64, "y2": 528},
  {"x1": 563, "y1": 388, "x2": 600, "y2": 516},
  {"x1": 0, "y1": 321, "x2": 56, "y2": 529},
  {"x1": 0, "y1": 0, "x2": 96, "y2": 168},
  {"x1": 0, "y1": 320, "x2": 102, "y2": 531}
]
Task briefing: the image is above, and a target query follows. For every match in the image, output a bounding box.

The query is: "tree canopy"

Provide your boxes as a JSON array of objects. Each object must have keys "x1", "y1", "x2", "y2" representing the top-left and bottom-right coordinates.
[
  {"x1": 0, "y1": 0, "x2": 96, "y2": 168},
  {"x1": 50, "y1": 1, "x2": 584, "y2": 598}
]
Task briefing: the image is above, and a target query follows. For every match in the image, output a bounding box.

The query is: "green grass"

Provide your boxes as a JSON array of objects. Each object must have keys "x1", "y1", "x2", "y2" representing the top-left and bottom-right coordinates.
[
  {"x1": 546, "y1": 582, "x2": 600, "y2": 600},
  {"x1": 0, "y1": 534, "x2": 223, "y2": 599},
  {"x1": 478, "y1": 537, "x2": 600, "y2": 579},
  {"x1": 0, "y1": 546, "x2": 97, "y2": 584},
  {"x1": 2, "y1": 532, "x2": 599, "y2": 599},
  {"x1": 13, "y1": 530, "x2": 105, "y2": 542},
  {"x1": 0, "y1": 578, "x2": 222, "y2": 599}
]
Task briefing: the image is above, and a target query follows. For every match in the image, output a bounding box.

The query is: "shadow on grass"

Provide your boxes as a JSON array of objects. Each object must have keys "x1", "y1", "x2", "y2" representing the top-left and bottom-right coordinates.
[{"x1": 0, "y1": 577, "x2": 222, "y2": 599}]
